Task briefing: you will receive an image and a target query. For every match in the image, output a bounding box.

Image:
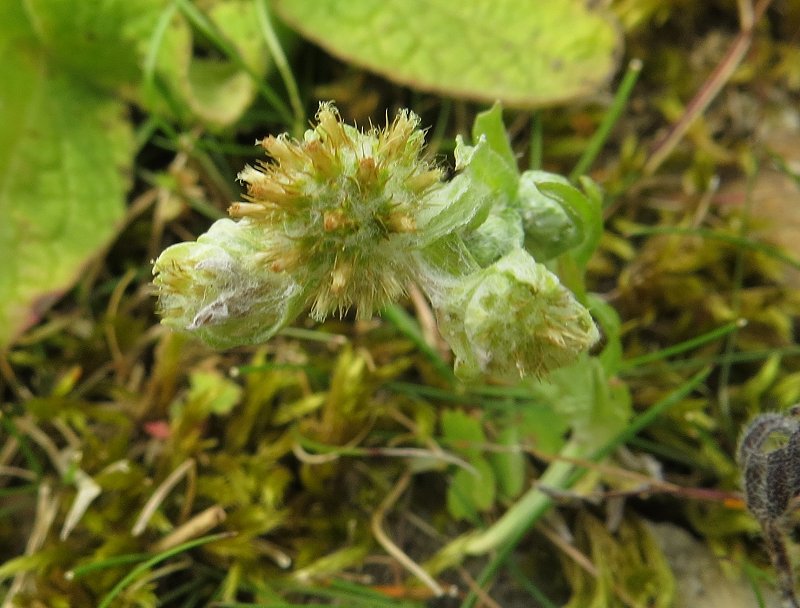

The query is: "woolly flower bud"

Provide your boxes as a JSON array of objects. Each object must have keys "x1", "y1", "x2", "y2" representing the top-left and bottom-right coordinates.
[
  {"x1": 515, "y1": 171, "x2": 582, "y2": 261},
  {"x1": 233, "y1": 102, "x2": 444, "y2": 320},
  {"x1": 152, "y1": 219, "x2": 304, "y2": 349},
  {"x1": 431, "y1": 248, "x2": 599, "y2": 381}
]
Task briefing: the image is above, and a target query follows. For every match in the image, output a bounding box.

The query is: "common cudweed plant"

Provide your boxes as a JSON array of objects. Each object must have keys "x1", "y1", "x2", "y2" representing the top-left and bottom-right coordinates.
[{"x1": 153, "y1": 103, "x2": 600, "y2": 381}]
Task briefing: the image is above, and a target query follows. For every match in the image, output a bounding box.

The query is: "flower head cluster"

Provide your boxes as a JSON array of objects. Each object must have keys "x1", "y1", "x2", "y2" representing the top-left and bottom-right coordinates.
[
  {"x1": 233, "y1": 103, "x2": 443, "y2": 320},
  {"x1": 153, "y1": 103, "x2": 600, "y2": 380}
]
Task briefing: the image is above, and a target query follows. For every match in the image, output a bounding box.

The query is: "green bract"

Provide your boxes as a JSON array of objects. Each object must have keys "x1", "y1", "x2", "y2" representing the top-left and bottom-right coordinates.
[
  {"x1": 153, "y1": 103, "x2": 602, "y2": 380},
  {"x1": 516, "y1": 171, "x2": 583, "y2": 261}
]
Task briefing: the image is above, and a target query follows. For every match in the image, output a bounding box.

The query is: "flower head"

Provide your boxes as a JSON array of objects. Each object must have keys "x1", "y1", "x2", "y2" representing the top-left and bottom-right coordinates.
[
  {"x1": 432, "y1": 248, "x2": 599, "y2": 381},
  {"x1": 152, "y1": 219, "x2": 304, "y2": 348},
  {"x1": 233, "y1": 102, "x2": 443, "y2": 319}
]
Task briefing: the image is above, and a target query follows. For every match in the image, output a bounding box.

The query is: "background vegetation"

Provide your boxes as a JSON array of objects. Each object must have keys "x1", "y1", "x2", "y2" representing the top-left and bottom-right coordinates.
[{"x1": 2, "y1": 0, "x2": 800, "y2": 606}]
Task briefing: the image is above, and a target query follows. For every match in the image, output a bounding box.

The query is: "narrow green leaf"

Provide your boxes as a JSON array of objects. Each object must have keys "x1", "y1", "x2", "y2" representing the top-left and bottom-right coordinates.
[
  {"x1": 152, "y1": 0, "x2": 274, "y2": 129},
  {"x1": 97, "y1": 533, "x2": 231, "y2": 608},
  {"x1": 0, "y1": 552, "x2": 52, "y2": 582}
]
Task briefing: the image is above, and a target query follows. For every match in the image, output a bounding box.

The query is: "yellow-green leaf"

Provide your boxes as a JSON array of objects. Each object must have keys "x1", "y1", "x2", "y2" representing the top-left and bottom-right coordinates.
[
  {"x1": 274, "y1": 0, "x2": 622, "y2": 107},
  {"x1": 22, "y1": 0, "x2": 165, "y2": 92},
  {"x1": 0, "y1": 9, "x2": 132, "y2": 348}
]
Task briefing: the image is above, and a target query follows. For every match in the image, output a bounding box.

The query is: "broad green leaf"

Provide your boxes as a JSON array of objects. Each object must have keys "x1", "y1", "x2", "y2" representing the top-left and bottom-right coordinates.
[
  {"x1": 274, "y1": 0, "x2": 622, "y2": 107},
  {"x1": 186, "y1": 370, "x2": 243, "y2": 415},
  {"x1": 441, "y1": 409, "x2": 485, "y2": 458},
  {"x1": 526, "y1": 355, "x2": 630, "y2": 453},
  {"x1": 518, "y1": 404, "x2": 569, "y2": 455},
  {"x1": 447, "y1": 457, "x2": 496, "y2": 521},
  {"x1": 22, "y1": 0, "x2": 165, "y2": 92},
  {"x1": 488, "y1": 423, "x2": 526, "y2": 501},
  {"x1": 23, "y1": 0, "x2": 274, "y2": 129},
  {"x1": 441, "y1": 409, "x2": 497, "y2": 520},
  {"x1": 0, "y1": 29, "x2": 133, "y2": 349}
]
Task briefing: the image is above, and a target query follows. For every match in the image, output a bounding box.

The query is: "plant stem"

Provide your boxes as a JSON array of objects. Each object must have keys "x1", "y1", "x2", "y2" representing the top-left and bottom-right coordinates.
[
  {"x1": 463, "y1": 441, "x2": 580, "y2": 556},
  {"x1": 425, "y1": 367, "x2": 711, "y2": 582},
  {"x1": 424, "y1": 440, "x2": 581, "y2": 577}
]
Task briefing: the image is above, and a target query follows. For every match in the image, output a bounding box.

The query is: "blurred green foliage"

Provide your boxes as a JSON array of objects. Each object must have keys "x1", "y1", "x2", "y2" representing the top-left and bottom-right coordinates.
[{"x1": 2, "y1": 0, "x2": 800, "y2": 606}]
